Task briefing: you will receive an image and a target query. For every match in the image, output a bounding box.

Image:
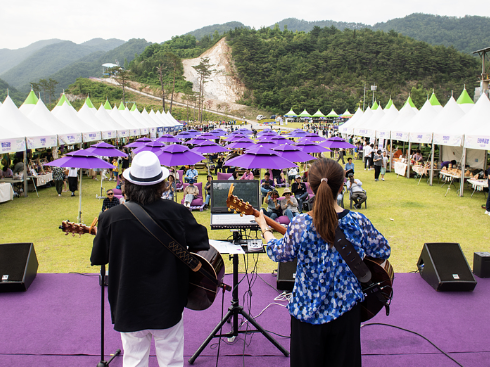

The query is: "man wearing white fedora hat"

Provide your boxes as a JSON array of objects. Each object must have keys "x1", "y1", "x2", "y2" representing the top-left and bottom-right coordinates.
[{"x1": 91, "y1": 151, "x2": 209, "y2": 367}]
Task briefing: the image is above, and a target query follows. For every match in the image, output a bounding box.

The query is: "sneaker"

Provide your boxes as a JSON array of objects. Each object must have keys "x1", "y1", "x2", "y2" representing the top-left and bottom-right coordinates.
[
  {"x1": 364, "y1": 168, "x2": 367, "y2": 171},
  {"x1": 382, "y1": 178, "x2": 385, "y2": 181},
  {"x1": 375, "y1": 179, "x2": 378, "y2": 181},
  {"x1": 58, "y1": 194, "x2": 61, "y2": 197},
  {"x1": 486, "y1": 211, "x2": 490, "y2": 215},
  {"x1": 71, "y1": 193, "x2": 75, "y2": 197}
]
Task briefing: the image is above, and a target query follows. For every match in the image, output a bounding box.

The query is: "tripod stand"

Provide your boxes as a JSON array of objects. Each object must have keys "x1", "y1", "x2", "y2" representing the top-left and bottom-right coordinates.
[
  {"x1": 97, "y1": 265, "x2": 121, "y2": 367},
  {"x1": 188, "y1": 234, "x2": 289, "y2": 364}
]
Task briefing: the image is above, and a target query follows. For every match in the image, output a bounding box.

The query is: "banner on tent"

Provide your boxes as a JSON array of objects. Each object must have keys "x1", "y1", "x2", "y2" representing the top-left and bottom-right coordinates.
[
  {"x1": 1, "y1": 139, "x2": 26, "y2": 154},
  {"x1": 157, "y1": 127, "x2": 164, "y2": 133},
  {"x1": 82, "y1": 132, "x2": 102, "y2": 142},
  {"x1": 59, "y1": 134, "x2": 82, "y2": 145},
  {"x1": 433, "y1": 133, "x2": 462, "y2": 147},
  {"x1": 464, "y1": 135, "x2": 490, "y2": 150},
  {"x1": 102, "y1": 131, "x2": 116, "y2": 140},
  {"x1": 392, "y1": 131, "x2": 409, "y2": 142},
  {"x1": 442, "y1": 146, "x2": 485, "y2": 169},
  {"x1": 117, "y1": 130, "x2": 129, "y2": 138},
  {"x1": 409, "y1": 132, "x2": 432, "y2": 144},
  {"x1": 27, "y1": 136, "x2": 57, "y2": 149}
]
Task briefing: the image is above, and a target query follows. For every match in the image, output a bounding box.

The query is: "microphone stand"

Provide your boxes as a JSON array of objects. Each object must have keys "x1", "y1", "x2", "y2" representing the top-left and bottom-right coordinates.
[{"x1": 97, "y1": 265, "x2": 121, "y2": 366}]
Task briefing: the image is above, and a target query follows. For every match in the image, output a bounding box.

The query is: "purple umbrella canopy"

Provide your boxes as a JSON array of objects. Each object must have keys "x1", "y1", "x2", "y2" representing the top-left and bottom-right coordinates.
[
  {"x1": 272, "y1": 144, "x2": 317, "y2": 163},
  {"x1": 257, "y1": 131, "x2": 277, "y2": 138},
  {"x1": 301, "y1": 133, "x2": 326, "y2": 142},
  {"x1": 197, "y1": 133, "x2": 218, "y2": 139},
  {"x1": 156, "y1": 144, "x2": 205, "y2": 166},
  {"x1": 45, "y1": 149, "x2": 114, "y2": 169},
  {"x1": 155, "y1": 134, "x2": 180, "y2": 143},
  {"x1": 226, "y1": 134, "x2": 253, "y2": 142},
  {"x1": 255, "y1": 140, "x2": 277, "y2": 148},
  {"x1": 185, "y1": 137, "x2": 209, "y2": 145},
  {"x1": 125, "y1": 137, "x2": 153, "y2": 148},
  {"x1": 294, "y1": 142, "x2": 331, "y2": 154},
  {"x1": 224, "y1": 145, "x2": 297, "y2": 170},
  {"x1": 226, "y1": 139, "x2": 256, "y2": 149},
  {"x1": 83, "y1": 142, "x2": 128, "y2": 157},
  {"x1": 175, "y1": 131, "x2": 198, "y2": 139},
  {"x1": 320, "y1": 136, "x2": 355, "y2": 149},
  {"x1": 190, "y1": 141, "x2": 229, "y2": 154},
  {"x1": 133, "y1": 141, "x2": 166, "y2": 154},
  {"x1": 236, "y1": 128, "x2": 253, "y2": 135},
  {"x1": 270, "y1": 136, "x2": 293, "y2": 145},
  {"x1": 285, "y1": 129, "x2": 308, "y2": 138}
]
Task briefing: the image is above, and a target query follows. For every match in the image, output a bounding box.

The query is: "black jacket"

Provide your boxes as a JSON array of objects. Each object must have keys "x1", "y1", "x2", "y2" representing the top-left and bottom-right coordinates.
[{"x1": 91, "y1": 199, "x2": 209, "y2": 332}]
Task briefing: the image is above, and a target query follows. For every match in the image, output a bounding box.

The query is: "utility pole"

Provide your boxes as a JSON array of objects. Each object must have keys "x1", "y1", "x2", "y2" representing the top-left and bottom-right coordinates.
[
  {"x1": 363, "y1": 84, "x2": 366, "y2": 111},
  {"x1": 371, "y1": 84, "x2": 377, "y2": 106}
]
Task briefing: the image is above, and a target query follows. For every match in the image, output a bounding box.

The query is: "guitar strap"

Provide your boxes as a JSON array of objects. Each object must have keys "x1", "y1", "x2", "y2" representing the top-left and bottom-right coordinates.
[
  {"x1": 123, "y1": 202, "x2": 220, "y2": 288},
  {"x1": 333, "y1": 226, "x2": 391, "y2": 315},
  {"x1": 333, "y1": 226, "x2": 372, "y2": 284}
]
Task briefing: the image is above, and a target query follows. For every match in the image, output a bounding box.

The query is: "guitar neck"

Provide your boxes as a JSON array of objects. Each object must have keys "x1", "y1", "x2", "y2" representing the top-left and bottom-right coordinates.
[{"x1": 251, "y1": 208, "x2": 287, "y2": 235}]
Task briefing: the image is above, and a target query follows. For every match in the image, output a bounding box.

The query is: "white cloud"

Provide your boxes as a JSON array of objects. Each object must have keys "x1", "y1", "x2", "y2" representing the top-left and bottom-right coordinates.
[{"x1": 0, "y1": 0, "x2": 488, "y2": 49}]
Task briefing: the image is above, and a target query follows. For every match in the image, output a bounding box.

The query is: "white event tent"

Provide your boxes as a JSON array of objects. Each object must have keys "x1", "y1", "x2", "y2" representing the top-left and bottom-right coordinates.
[
  {"x1": 339, "y1": 107, "x2": 363, "y2": 135},
  {"x1": 464, "y1": 94, "x2": 490, "y2": 151},
  {"x1": 19, "y1": 90, "x2": 39, "y2": 116},
  {"x1": 78, "y1": 103, "x2": 117, "y2": 140},
  {"x1": 96, "y1": 103, "x2": 129, "y2": 138},
  {"x1": 109, "y1": 104, "x2": 139, "y2": 137},
  {"x1": 52, "y1": 100, "x2": 101, "y2": 142}
]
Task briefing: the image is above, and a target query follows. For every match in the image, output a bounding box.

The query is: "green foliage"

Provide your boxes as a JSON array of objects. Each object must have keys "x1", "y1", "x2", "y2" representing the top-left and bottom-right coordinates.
[
  {"x1": 0, "y1": 39, "x2": 125, "y2": 91},
  {"x1": 27, "y1": 39, "x2": 151, "y2": 97},
  {"x1": 64, "y1": 78, "x2": 123, "y2": 109},
  {"x1": 225, "y1": 26, "x2": 479, "y2": 114},
  {"x1": 185, "y1": 21, "x2": 250, "y2": 40},
  {"x1": 373, "y1": 14, "x2": 490, "y2": 55},
  {"x1": 0, "y1": 78, "x2": 27, "y2": 106}
]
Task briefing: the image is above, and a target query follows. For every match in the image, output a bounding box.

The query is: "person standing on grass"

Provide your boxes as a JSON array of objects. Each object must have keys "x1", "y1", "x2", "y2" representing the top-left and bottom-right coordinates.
[
  {"x1": 373, "y1": 150, "x2": 382, "y2": 181},
  {"x1": 256, "y1": 158, "x2": 390, "y2": 367},
  {"x1": 363, "y1": 141, "x2": 371, "y2": 170},
  {"x1": 52, "y1": 166, "x2": 64, "y2": 197},
  {"x1": 91, "y1": 151, "x2": 209, "y2": 367},
  {"x1": 67, "y1": 167, "x2": 78, "y2": 197},
  {"x1": 380, "y1": 151, "x2": 388, "y2": 181}
]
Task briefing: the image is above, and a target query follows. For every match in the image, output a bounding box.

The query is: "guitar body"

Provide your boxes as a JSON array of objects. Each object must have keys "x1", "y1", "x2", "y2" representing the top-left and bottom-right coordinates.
[
  {"x1": 360, "y1": 257, "x2": 394, "y2": 322},
  {"x1": 187, "y1": 245, "x2": 226, "y2": 311}
]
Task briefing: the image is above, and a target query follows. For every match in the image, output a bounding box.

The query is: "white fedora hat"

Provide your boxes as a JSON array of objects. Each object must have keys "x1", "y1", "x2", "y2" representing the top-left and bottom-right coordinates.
[{"x1": 123, "y1": 151, "x2": 169, "y2": 186}]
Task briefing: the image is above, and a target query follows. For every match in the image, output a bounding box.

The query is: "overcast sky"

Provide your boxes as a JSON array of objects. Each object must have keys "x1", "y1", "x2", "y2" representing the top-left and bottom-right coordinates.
[{"x1": 1, "y1": 0, "x2": 488, "y2": 50}]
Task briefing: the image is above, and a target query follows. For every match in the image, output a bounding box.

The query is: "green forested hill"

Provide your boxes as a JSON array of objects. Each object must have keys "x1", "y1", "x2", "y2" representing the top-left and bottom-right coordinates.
[
  {"x1": 0, "y1": 78, "x2": 27, "y2": 106},
  {"x1": 270, "y1": 18, "x2": 367, "y2": 32},
  {"x1": 372, "y1": 14, "x2": 490, "y2": 55},
  {"x1": 33, "y1": 39, "x2": 152, "y2": 96},
  {"x1": 185, "y1": 21, "x2": 249, "y2": 40},
  {"x1": 0, "y1": 39, "x2": 63, "y2": 75},
  {"x1": 0, "y1": 39, "x2": 125, "y2": 91},
  {"x1": 226, "y1": 26, "x2": 479, "y2": 114}
]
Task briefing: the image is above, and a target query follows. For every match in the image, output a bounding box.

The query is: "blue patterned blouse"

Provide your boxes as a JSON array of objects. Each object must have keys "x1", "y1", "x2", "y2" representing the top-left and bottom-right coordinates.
[{"x1": 266, "y1": 210, "x2": 390, "y2": 325}]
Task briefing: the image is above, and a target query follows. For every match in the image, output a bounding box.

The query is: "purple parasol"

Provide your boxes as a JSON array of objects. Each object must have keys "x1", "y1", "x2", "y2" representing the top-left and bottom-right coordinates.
[
  {"x1": 236, "y1": 128, "x2": 253, "y2": 135},
  {"x1": 198, "y1": 133, "x2": 218, "y2": 139},
  {"x1": 255, "y1": 140, "x2": 277, "y2": 148},
  {"x1": 155, "y1": 134, "x2": 180, "y2": 143},
  {"x1": 224, "y1": 146, "x2": 297, "y2": 170},
  {"x1": 185, "y1": 137, "x2": 209, "y2": 145},
  {"x1": 285, "y1": 130, "x2": 308, "y2": 138},
  {"x1": 175, "y1": 131, "x2": 198, "y2": 139},
  {"x1": 226, "y1": 139, "x2": 256, "y2": 149},
  {"x1": 301, "y1": 133, "x2": 326, "y2": 142},
  {"x1": 270, "y1": 136, "x2": 293, "y2": 145},
  {"x1": 209, "y1": 129, "x2": 226, "y2": 137},
  {"x1": 320, "y1": 136, "x2": 355, "y2": 149},
  {"x1": 272, "y1": 144, "x2": 317, "y2": 163},
  {"x1": 125, "y1": 137, "x2": 153, "y2": 148},
  {"x1": 294, "y1": 142, "x2": 331, "y2": 154},
  {"x1": 83, "y1": 142, "x2": 128, "y2": 157},
  {"x1": 190, "y1": 141, "x2": 229, "y2": 154},
  {"x1": 45, "y1": 149, "x2": 114, "y2": 222},
  {"x1": 156, "y1": 144, "x2": 205, "y2": 166},
  {"x1": 226, "y1": 134, "x2": 252, "y2": 142},
  {"x1": 133, "y1": 141, "x2": 165, "y2": 154}
]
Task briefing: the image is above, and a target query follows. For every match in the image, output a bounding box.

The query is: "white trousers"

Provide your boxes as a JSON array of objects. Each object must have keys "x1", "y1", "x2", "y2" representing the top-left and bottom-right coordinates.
[{"x1": 120, "y1": 318, "x2": 184, "y2": 367}]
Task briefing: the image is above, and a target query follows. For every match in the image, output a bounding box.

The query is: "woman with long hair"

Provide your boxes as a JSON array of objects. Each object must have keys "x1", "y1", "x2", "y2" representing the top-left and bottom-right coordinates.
[{"x1": 256, "y1": 158, "x2": 390, "y2": 367}]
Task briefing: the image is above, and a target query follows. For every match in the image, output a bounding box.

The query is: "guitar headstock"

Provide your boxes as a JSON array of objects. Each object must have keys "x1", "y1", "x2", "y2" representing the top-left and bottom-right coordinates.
[
  {"x1": 59, "y1": 220, "x2": 97, "y2": 236},
  {"x1": 226, "y1": 184, "x2": 255, "y2": 216}
]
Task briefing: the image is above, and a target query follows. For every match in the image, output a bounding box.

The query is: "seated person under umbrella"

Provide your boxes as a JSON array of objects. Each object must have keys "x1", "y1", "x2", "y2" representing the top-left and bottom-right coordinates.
[
  {"x1": 345, "y1": 157, "x2": 355, "y2": 177},
  {"x1": 263, "y1": 190, "x2": 281, "y2": 221},
  {"x1": 101, "y1": 189, "x2": 120, "y2": 212},
  {"x1": 291, "y1": 175, "x2": 308, "y2": 213},
  {"x1": 346, "y1": 173, "x2": 367, "y2": 209},
  {"x1": 240, "y1": 168, "x2": 254, "y2": 180},
  {"x1": 281, "y1": 188, "x2": 300, "y2": 222},
  {"x1": 260, "y1": 172, "x2": 274, "y2": 196},
  {"x1": 184, "y1": 165, "x2": 198, "y2": 183},
  {"x1": 183, "y1": 179, "x2": 199, "y2": 208}
]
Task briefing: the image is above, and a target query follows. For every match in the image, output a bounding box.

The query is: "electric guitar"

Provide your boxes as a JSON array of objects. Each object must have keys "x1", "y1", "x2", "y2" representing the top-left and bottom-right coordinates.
[
  {"x1": 59, "y1": 220, "x2": 228, "y2": 311},
  {"x1": 226, "y1": 184, "x2": 394, "y2": 321}
]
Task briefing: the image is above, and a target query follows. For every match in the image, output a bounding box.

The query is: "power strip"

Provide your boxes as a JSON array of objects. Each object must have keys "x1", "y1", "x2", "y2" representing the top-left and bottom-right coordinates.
[{"x1": 246, "y1": 239, "x2": 264, "y2": 252}]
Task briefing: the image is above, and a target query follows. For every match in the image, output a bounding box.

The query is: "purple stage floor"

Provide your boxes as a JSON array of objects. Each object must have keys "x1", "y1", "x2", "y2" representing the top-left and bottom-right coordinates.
[{"x1": 0, "y1": 272, "x2": 488, "y2": 366}]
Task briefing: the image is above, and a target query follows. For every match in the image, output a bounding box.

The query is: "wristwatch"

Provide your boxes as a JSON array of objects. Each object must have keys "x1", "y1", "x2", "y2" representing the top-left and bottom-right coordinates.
[{"x1": 261, "y1": 227, "x2": 273, "y2": 238}]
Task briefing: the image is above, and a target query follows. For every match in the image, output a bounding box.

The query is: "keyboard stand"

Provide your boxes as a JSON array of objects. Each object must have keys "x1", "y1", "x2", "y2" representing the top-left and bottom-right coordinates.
[{"x1": 188, "y1": 241, "x2": 289, "y2": 364}]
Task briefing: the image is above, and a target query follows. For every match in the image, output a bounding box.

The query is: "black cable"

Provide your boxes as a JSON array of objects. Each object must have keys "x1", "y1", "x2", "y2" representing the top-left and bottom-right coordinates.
[
  {"x1": 361, "y1": 323, "x2": 464, "y2": 367},
  {"x1": 215, "y1": 288, "x2": 226, "y2": 367},
  {"x1": 69, "y1": 272, "x2": 98, "y2": 277}
]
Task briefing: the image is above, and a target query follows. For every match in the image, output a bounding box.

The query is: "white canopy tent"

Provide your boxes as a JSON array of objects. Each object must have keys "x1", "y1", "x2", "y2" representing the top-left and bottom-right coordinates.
[
  {"x1": 109, "y1": 106, "x2": 139, "y2": 137},
  {"x1": 463, "y1": 94, "x2": 490, "y2": 151},
  {"x1": 0, "y1": 96, "x2": 57, "y2": 149},
  {"x1": 96, "y1": 105, "x2": 130, "y2": 138},
  {"x1": 120, "y1": 106, "x2": 148, "y2": 135},
  {"x1": 28, "y1": 98, "x2": 82, "y2": 145},
  {"x1": 52, "y1": 102, "x2": 101, "y2": 142},
  {"x1": 354, "y1": 106, "x2": 385, "y2": 140},
  {"x1": 19, "y1": 90, "x2": 39, "y2": 116},
  {"x1": 339, "y1": 107, "x2": 363, "y2": 135},
  {"x1": 78, "y1": 103, "x2": 117, "y2": 140}
]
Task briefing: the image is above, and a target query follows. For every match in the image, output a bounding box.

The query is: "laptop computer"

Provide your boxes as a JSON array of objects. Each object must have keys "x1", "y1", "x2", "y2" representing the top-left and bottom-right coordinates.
[{"x1": 210, "y1": 180, "x2": 260, "y2": 230}]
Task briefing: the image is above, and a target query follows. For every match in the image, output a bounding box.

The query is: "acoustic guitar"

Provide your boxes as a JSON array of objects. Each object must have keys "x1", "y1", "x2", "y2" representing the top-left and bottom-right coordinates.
[
  {"x1": 226, "y1": 184, "x2": 394, "y2": 322},
  {"x1": 59, "y1": 220, "x2": 228, "y2": 311}
]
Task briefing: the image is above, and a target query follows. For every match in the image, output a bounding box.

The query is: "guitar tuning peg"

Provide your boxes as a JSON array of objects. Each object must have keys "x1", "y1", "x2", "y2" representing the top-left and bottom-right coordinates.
[
  {"x1": 234, "y1": 210, "x2": 237, "y2": 214},
  {"x1": 228, "y1": 208, "x2": 231, "y2": 212},
  {"x1": 233, "y1": 199, "x2": 237, "y2": 203},
  {"x1": 240, "y1": 213, "x2": 243, "y2": 217}
]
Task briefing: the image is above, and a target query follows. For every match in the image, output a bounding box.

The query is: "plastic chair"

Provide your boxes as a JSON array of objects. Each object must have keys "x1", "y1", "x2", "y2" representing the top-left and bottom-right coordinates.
[
  {"x1": 175, "y1": 170, "x2": 184, "y2": 191},
  {"x1": 349, "y1": 190, "x2": 367, "y2": 209},
  {"x1": 217, "y1": 172, "x2": 232, "y2": 180},
  {"x1": 180, "y1": 182, "x2": 205, "y2": 211}
]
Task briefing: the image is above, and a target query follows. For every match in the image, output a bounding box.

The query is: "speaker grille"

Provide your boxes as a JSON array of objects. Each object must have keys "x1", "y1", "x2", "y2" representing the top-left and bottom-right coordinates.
[
  {"x1": 428, "y1": 243, "x2": 474, "y2": 282},
  {"x1": 0, "y1": 243, "x2": 31, "y2": 281}
]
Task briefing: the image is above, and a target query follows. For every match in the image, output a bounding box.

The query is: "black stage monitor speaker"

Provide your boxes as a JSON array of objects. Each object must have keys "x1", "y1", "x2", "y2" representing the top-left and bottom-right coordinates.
[
  {"x1": 277, "y1": 259, "x2": 297, "y2": 291},
  {"x1": 473, "y1": 252, "x2": 490, "y2": 278},
  {"x1": 417, "y1": 243, "x2": 476, "y2": 291},
  {"x1": 0, "y1": 243, "x2": 38, "y2": 292}
]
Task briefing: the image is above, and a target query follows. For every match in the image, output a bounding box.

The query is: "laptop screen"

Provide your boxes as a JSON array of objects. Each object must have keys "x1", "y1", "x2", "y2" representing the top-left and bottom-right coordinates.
[{"x1": 210, "y1": 180, "x2": 260, "y2": 213}]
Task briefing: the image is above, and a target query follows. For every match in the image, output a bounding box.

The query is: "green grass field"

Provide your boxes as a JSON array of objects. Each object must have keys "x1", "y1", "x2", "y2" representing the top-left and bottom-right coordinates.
[{"x1": 0, "y1": 157, "x2": 487, "y2": 275}]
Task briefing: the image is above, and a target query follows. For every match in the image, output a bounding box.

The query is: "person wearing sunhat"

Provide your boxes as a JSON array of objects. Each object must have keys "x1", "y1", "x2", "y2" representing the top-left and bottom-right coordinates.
[
  {"x1": 281, "y1": 188, "x2": 300, "y2": 222},
  {"x1": 183, "y1": 178, "x2": 199, "y2": 208},
  {"x1": 90, "y1": 151, "x2": 209, "y2": 367}
]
